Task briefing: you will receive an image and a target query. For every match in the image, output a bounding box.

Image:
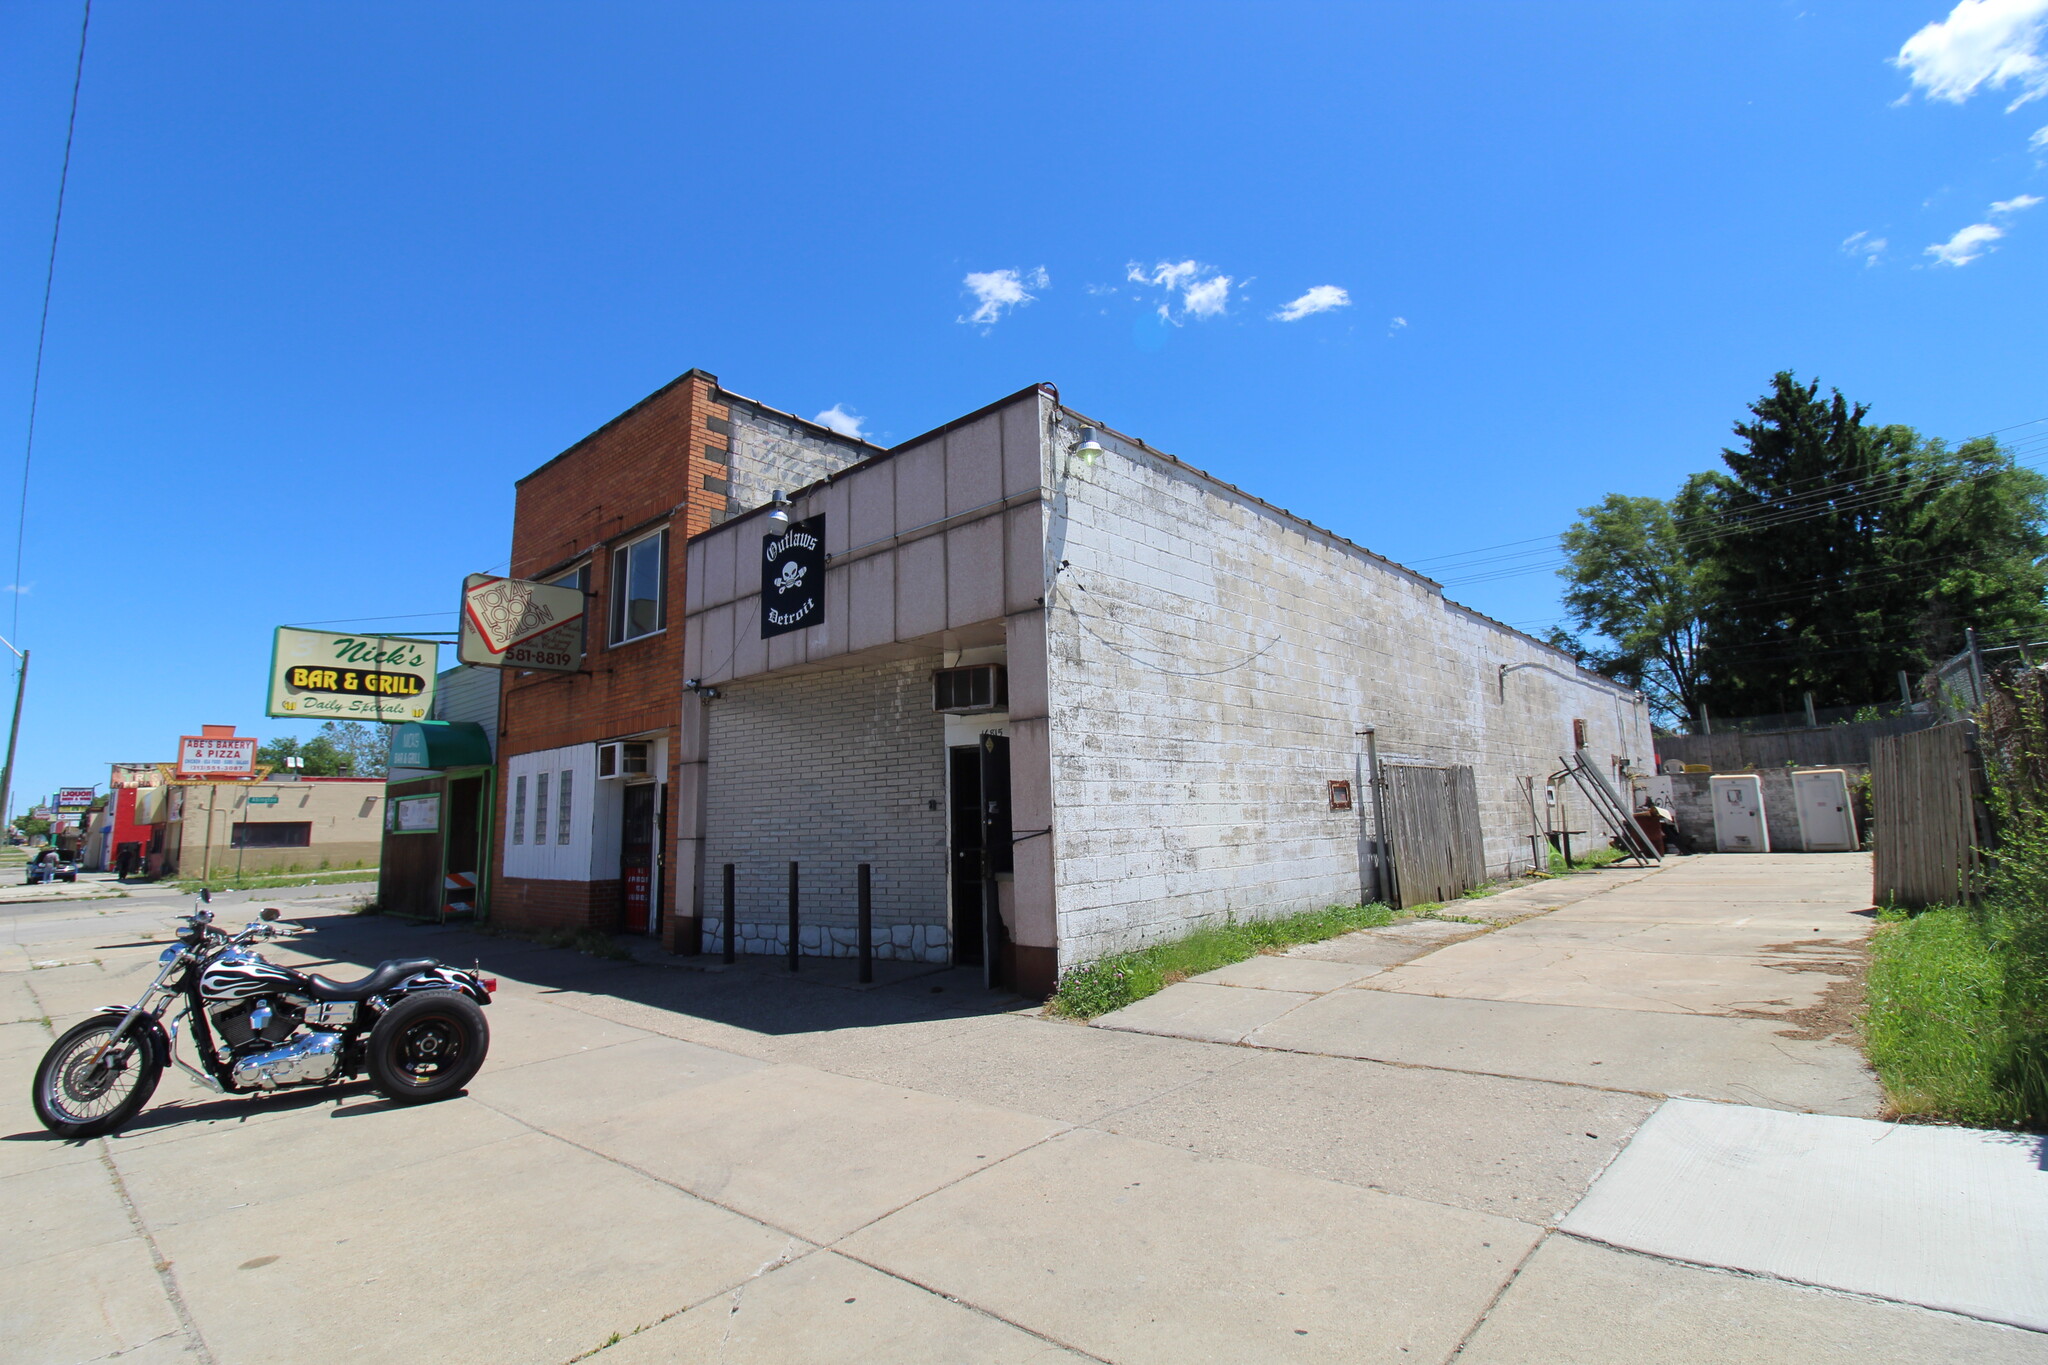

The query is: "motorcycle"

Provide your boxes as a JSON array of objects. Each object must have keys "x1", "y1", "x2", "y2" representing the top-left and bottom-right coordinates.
[{"x1": 32, "y1": 895, "x2": 495, "y2": 1138}]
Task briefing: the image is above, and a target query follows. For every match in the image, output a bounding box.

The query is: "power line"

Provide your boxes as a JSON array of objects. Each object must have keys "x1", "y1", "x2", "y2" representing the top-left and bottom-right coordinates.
[
  {"x1": 1442, "y1": 432, "x2": 2048, "y2": 589},
  {"x1": 12, "y1": 0, "x2": 91, "y2": 645},
  {"x1": 1411, "y1": 416, "x2": 2048, "y2": 581}
]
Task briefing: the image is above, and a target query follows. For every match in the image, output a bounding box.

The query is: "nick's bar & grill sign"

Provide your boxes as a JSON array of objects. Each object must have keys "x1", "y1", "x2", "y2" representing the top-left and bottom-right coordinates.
[
  {"x1": 267, "y1": 627, "x2": 439, "y2": 722},
  {"x1": 761, "y1": 515, "x2": 826, "y2": 638}
]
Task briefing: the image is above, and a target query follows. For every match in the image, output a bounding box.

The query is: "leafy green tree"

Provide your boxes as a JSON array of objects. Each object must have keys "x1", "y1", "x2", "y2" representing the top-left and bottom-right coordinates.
[
  {"x1": 318, "y1": 720, "x2": 390, "y2": 779},
  {"x1": 1551, "y1": 478, "x2": 1716, "y2": 730},
  {"x1": 12, "y1": 815, "x2": 50, "y2": 842},
  {"x1": 257, "y1": 733, "x2": 354, "y2": 776},
  {"x1": 1695, "y1": 373, "x2": 2048, "y2": 714}
]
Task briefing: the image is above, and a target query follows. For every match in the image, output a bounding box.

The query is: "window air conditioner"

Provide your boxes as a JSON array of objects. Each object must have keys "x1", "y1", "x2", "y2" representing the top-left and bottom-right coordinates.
[
  {"x1": 596, "y1": 741, "x2": 651, "y2": 779},
  {"x1": 932, "y1": 665, "x2": 1008, "y2": 714}
]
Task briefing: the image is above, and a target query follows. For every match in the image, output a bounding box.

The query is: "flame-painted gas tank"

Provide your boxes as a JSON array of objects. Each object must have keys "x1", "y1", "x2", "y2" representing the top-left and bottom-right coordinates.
[{"x1": 199, "y1": 948, "x2": 313, "y2": 1004}]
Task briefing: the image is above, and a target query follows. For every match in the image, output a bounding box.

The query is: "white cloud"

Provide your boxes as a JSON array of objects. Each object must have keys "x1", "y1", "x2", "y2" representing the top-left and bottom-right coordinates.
[
  {"x1": 1124, "y1": 258, "x2": 1237, "y2": 322},
  {"x1": 1992, "y1": 192, "x2": 2045, "y2": 212},
  {"x1": 1128, "y1": 259, "x2": 1200, "y2": 290},
  {"x1": 1182, "y1": 275, "x2": 1232, "y2": 318},
  {"x1": 812, "y1": 404, "x2": 867, "y2": 439},
  {"x1": 1927, "y1": 220, "x2": 2006, "y2": 263},
  {"x1": 959, "y1": 266, "x2": 1048, "y2": 327},
  {"x1": 1842, "y1": 230, "x2": 1889, "y2": 265},
  {"x1": 1895, "y1": 0, "x2": 2048, "y2": 110},
  {"x1": 2033, "y1": 124, "x2": 2048, "y2": 149},
  {"x1": 1273, "y1": 285, "x2": 1351, "y2": 321},
  {"x1": 1388, "y1": 316, "x2": 1408, "y2": 331}
]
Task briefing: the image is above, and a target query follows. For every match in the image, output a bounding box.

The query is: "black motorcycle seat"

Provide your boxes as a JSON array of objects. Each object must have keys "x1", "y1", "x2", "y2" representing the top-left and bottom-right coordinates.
[{"x1": 303, "y1": 958, "x2": 441, "y2": 1002}]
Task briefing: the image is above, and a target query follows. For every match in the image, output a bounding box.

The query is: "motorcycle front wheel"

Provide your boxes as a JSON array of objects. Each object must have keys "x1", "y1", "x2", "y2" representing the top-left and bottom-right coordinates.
[
  {"x1": 366, "y1": 992, "x2": 488, "y2": 1103},
  {"x1": 33, "y1": 1017, "x2": 163, "y2": 1138}
]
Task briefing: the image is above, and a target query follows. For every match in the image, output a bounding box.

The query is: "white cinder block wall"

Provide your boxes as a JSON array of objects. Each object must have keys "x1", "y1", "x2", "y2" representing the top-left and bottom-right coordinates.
[
  {"x1": 1043, "y1": 414, "x2": 1654, "y2": 964},
  {"x1": 700, "y1": 657, "x2": 952, "y2": 960}
]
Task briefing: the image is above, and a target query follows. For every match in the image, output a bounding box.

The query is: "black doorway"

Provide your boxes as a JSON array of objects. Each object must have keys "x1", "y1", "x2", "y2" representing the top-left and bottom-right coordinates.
[
  {"x1": 622, "y1": 782, "x2": 657, "y2": 935},
  {"x1": 948, "y1": 746, "x2": 985, "y2": 966},
  {"x1": 949, "y1": 734, "x2": 1013, "y2": 979},
  {"x1": 444, "y1": 775, "x2": 483, "y2": 917}
]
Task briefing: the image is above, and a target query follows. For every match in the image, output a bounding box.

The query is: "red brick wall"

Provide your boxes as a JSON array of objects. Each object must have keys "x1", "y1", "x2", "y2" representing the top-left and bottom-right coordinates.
[
  {"x1": 493, "y1": 876, "x2": 624, "y2": 935},
  {"x1": 489, "y1": 371, "x2": 734, "y2": 941}
]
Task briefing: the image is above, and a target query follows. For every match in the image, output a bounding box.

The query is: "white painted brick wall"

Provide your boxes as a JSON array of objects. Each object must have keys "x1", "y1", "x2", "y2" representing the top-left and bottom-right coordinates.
[
  {"x1": 699, "y1": 656, "x2": 952, "y2": 960},
  {"x1": 1045, "y1": 425, "x2": 1655, "y2": 964},
  {"x1": 726, "y1": 403, "x2": 865, "y2": 516}
]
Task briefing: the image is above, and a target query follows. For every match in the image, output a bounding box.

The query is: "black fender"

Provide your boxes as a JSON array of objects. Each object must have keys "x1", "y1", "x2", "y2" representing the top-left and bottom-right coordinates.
[
  {"x1": 89, "y1": 1008, "x2": 170, "y2": 1068},
  {"x1": 386, "y1": 969, "x2": 492, "y2": 1009}
]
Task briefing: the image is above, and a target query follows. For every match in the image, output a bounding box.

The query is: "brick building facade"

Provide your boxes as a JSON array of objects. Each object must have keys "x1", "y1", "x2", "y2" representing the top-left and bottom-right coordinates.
[{"x1": 490, "y1": 369, "x2": 871, "y2": 941}]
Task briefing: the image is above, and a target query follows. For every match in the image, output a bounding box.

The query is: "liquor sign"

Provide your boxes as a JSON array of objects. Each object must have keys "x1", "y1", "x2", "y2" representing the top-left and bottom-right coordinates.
[
  {"x1": 268, "y1": 628, "x2": 437, "y2": 722},
  {"x1": 56, "y1": 787, "x2": 96, "y2": 811},
  {"x1": 761, "y1": 515, "x2": 826, "y2": 639},
  {"x1": 458, "y1": 573, "x2": 584, "y2": 673},
  {"x1": 176, "y1": 735, "x2": 259, "y2": 779}
]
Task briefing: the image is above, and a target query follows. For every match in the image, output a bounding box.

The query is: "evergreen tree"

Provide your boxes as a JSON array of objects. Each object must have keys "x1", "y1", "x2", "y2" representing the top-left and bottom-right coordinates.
[
  {"x1": 1557, "y1": 372, "x2": 2048, "y2": 729},
  {"x1": 1694, "y1": 373, "x2": 2047, "y2": 716}
]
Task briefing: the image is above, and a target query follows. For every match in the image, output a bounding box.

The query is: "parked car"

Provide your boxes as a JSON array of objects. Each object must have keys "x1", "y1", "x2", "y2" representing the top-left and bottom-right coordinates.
[{"x1": 26, "y1": 851, "x2": 77, "y2": 884}]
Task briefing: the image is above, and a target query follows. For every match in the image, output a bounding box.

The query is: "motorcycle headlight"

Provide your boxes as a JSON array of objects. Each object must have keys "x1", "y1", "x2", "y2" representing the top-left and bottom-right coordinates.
[{"x1": 158, "y1": 945, "x2": 182, "y2": 963}]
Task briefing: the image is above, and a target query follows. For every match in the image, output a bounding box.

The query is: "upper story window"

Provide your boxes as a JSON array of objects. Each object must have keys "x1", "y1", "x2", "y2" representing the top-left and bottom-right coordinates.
[
  {"x1": 610, "y1": 528, "x2": 667, "y2": 645},
  {"x1": 553, "y1": 562, "x2": 590, "y2": 594}
]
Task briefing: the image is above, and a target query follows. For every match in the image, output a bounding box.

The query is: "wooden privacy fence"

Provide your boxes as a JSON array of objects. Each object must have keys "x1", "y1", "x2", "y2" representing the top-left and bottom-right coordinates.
[
  {"x1": 1657, "y1": 713, "x2": 1938, "y2": 771},
  {"x1": 1870, "y1": 722, "x2": 1983, "y2": 907},
  {"x1": 1385, "y1": 764, "x2": 1486, "y2": 908}
]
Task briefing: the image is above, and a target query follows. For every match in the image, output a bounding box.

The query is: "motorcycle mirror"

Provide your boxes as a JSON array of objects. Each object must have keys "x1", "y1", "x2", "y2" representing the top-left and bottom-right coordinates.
[
  {"x1": 199, "y1": 887, "x2": 211, "y2": 904},
  {"x1": 260, "y1": 907, "x2": 280, "y2": 921}
]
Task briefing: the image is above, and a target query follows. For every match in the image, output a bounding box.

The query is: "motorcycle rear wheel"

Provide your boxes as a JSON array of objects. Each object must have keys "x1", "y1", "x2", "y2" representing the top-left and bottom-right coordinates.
[
  {"x1": 34, "y1": 1017, "x2": 163, "y2": 1138},
  {"x1": 366, "y1": 992, "x2": 488, "y2": 1103}
]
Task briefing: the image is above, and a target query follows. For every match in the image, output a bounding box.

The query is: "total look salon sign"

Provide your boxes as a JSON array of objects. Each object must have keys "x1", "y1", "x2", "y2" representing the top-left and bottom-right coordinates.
[
  {"x1": 458, "y1": 573, "x2": 585, "y2": 673},
  {"x1": 267, "y1": 628, "x2": 438, "y2": 722},
  {"x1": 761, "y1": 515, "x2": 826, "y2": 639}
]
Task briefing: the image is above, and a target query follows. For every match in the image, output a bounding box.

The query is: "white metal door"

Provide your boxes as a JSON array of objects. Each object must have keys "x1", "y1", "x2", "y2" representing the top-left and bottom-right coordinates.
[
  {"x1": 1710, "y1": 774, "x2": 1771, "y2": 852},
  {"x1": 1793, "y1": 769, "x2": 1856, "y2": 852}
]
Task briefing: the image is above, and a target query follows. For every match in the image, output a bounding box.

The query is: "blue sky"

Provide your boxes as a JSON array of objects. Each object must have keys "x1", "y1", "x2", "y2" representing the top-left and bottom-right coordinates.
[{"x1": 1, "y1": 1, "x2": 2045, "y2": 814}]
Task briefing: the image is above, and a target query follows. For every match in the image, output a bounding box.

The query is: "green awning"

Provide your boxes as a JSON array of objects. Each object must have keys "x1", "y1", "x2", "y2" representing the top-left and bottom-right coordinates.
[{"x1": 388, "y1": 720, "x2": 493, "y2": 773}]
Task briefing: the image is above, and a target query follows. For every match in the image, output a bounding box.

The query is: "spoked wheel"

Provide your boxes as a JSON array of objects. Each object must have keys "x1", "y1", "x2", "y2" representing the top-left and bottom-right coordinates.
[
  {"x1": 33, "y1": 1017, "x2": 164, "y2": 1138},
  {"x1": 366, "y1": 992, "x2": 488, "y2": 1103}
]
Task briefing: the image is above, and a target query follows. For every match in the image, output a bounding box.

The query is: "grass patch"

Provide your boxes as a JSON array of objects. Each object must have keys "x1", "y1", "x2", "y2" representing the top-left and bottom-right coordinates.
[
  {"x1": 1548, "y1": 843, "x2": 1632, "y2": 874},
  {"x1": 1048, "y1": 902, "x2": 1402, "y2": 1020},
  {"x1": 169, "y1": 868, "x2": 380, "y2": 895},
  {"x1": 1866, "y1": 904, "x2": 2047, "y2": 1130}
]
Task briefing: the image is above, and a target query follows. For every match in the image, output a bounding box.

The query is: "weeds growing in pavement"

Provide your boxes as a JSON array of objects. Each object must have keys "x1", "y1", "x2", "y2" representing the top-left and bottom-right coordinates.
[
  {"x1": 1865, "y1": 904, "x2": 2037, "y2": 1126},
  {"x1": 1864, "y1": 668, "x2": 2048, "y2": 1130},
  {"x1": 1048, "y1": 902, "x2": 1402, "y2": 1020}
]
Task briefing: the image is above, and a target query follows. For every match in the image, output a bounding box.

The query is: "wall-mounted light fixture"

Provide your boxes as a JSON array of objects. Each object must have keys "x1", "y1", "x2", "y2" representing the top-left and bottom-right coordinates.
[
  {"x1": 683, "y1": 678, "x2": 721, "y2": 700},
  {"x1": 765, "y1": 490, "x2": 792, "y2": 527},
  {"x1": 1074, "y1": 428, "x2": 1105, "y2": 466}
]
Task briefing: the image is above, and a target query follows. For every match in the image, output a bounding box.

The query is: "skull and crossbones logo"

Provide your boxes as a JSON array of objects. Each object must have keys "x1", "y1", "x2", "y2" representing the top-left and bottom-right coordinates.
[{"x1": 773, "y1": 560, "x2": 806, "y2": 593}]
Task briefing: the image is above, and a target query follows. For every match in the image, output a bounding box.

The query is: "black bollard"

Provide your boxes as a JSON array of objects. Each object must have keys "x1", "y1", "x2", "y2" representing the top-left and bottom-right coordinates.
[
  {"x1": 787, "y1": 861, "x2": 799, "y2": 972},
  {"x1": 721, "y1": 863, "x2": 736, "y2": 965},
  {"x1": 857, "y1": 863, "x2": 872, "y2": 984}
]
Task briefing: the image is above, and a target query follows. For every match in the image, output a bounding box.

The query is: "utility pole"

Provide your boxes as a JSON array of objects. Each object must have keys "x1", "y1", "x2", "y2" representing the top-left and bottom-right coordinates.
[{"x1": 0, "y1": 645, "x2": 28, "y2": 840}]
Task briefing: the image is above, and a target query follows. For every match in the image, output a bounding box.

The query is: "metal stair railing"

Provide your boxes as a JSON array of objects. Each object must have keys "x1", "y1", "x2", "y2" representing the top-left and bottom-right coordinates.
[{"x1": 1556, "y1": 748, "x2": 1662, "y2": 865}]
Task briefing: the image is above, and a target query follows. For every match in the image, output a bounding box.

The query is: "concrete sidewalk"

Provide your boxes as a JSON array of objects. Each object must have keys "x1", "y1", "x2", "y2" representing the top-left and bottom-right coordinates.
[
  {"x1": 1096, "y1": 853, "x2": 1883, "y2": 1115},
  {"x1": 2, "y1": 871, "x2": 2038, "y2": 1364}
]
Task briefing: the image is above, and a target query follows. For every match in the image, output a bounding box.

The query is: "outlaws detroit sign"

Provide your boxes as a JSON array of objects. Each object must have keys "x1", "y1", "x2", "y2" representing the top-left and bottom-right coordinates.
[{"x1": 761, "y1": 516, "x2": 825, "y2": 638}]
